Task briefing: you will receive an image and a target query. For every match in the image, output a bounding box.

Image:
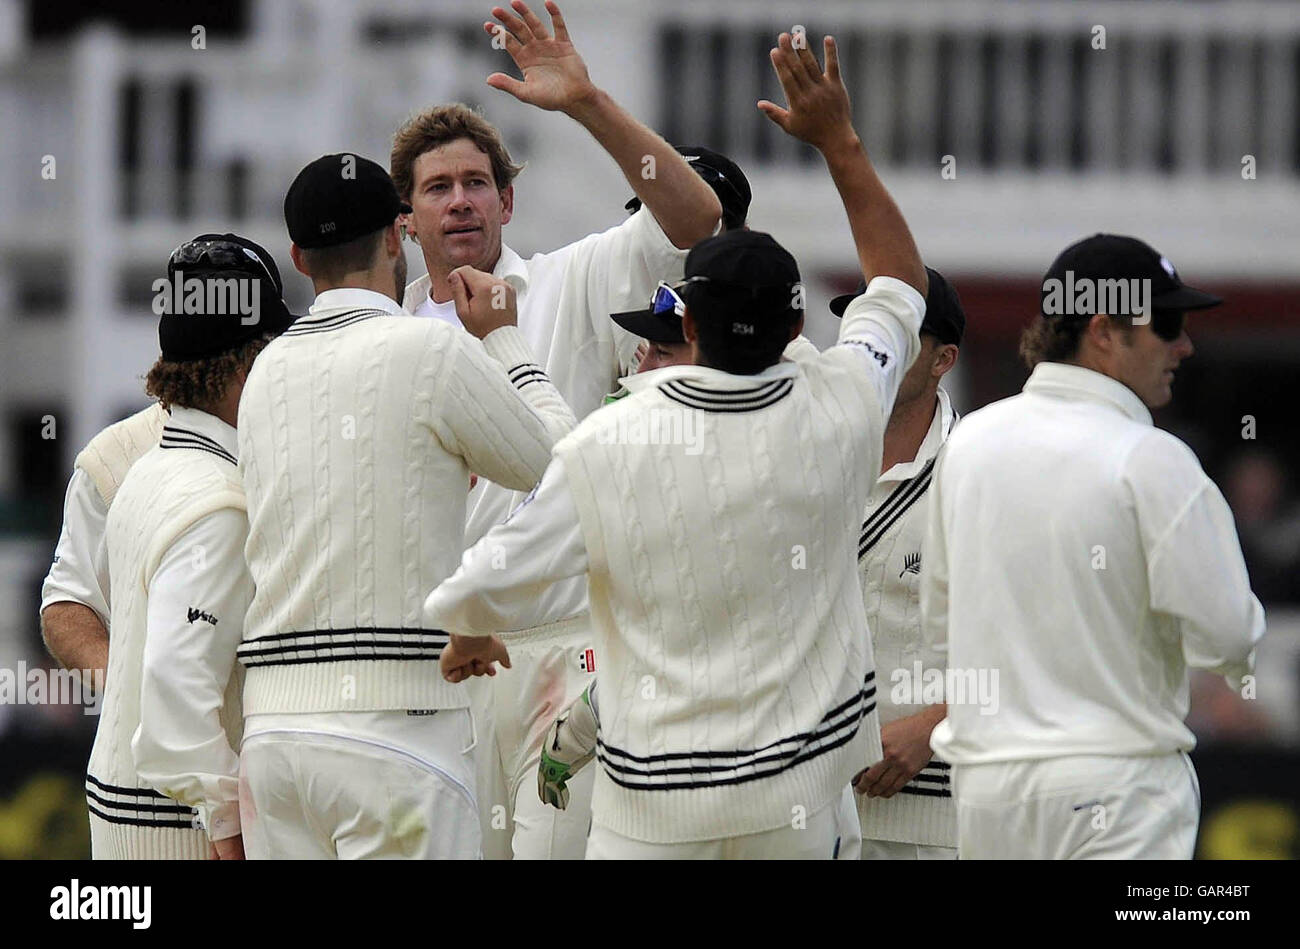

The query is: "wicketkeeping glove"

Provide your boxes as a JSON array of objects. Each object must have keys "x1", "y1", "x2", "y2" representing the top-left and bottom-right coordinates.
[{"x1": 538, "y1": 682, "x2": 599, "y2": 810}]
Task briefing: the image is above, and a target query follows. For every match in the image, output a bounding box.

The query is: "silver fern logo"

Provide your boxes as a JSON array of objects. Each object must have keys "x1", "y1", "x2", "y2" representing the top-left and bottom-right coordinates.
[{"x1": 899, "y1": 552, "x2": 921, "y2": 577}]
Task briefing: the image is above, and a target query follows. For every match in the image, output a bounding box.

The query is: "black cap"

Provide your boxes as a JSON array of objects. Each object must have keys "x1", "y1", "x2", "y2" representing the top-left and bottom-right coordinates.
[
  {"x1": 830, "y1": 267, "x2": 965, "y2": 346},
  {"x1": 284, "y1": 153, "x2": 413, "y2": 249},
  {"x1": 158, "y1": 233, "x2": 298, "y2": 362},
  {"x1": 610, "y1": 297, "x2": 687, "y2": 345},
  {"x1": 625, "y1": 145, "x2": 751, "y2": 231},
  {"x1": 1041, "y1": 234, "x2": 1222, "y2": 318},
  {"x1": 679, "y1": 230, "x2": 801, "y2": 342}
]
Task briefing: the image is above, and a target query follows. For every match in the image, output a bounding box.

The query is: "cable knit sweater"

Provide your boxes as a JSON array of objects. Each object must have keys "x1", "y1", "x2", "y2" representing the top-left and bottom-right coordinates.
[
  {"x1": 236, "y1": 301, "x2": 575, "y2": 714},
  {"x1": 88, "y1": 417, "x2": 244, "y2": 859},
  {"x1": 428, "y1": 277, "x2": 927, "y2": 842},
  {"x1": 74, "y1": 402, "x2": 169, "y2": 507}
]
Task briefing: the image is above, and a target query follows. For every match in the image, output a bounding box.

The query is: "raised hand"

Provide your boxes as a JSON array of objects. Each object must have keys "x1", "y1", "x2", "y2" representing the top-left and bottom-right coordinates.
[
  {"x1": 757, "y1": 33, "x2": 855, "y2": 154},
  {"x1": 449, "y1": 264, "x2": 518, "y2": 339},
  {"x1": 484, "y1": 1, "x2": 596, "y2": 114}
]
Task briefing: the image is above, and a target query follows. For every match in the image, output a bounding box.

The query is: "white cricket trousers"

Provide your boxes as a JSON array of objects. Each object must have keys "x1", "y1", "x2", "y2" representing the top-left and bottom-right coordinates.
[
  {"x1": 472, "y1": 617, "x2": 596, "y2": 860},
  {"x1": 954, "y1": 752, "x2": 1200, "y2": 859},
  {"x1": 239, "y1": 709, "x2": 481, "y2": 859},
  {"x1": 586, "y1": 796, "x2": 847, "y2": 860}
]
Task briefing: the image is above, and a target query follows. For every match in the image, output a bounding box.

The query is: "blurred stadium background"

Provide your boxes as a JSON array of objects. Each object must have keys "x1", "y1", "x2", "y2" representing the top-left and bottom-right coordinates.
[{"x1": 0, "y1": 0, "x2": 1296, "y2": 859}]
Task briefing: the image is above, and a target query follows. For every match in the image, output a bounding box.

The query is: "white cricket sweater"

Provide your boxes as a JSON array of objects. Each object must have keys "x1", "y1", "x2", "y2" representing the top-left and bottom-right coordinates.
[
  {"x1": 428, "y1": 277, "x2": 927, "y2": 842},
  {"x1": 405, "y1": 207, "x2": 689, "y2": 629},
  {"x1": 42, "y1": 403, "x2": 169, "y2": 623},
  {"x1": 236, "y1": 291, "x2": 575, "y2": 713},
  {"x1": 89, "y1": 410, "x2": 245, "y2": 859},
  {"x1": 75, "y1": 402, "x2": 169, "y2": 507},
  {"x1": 854, "y1": 387, "x2": 958, "y2": 848},
  {"x1": 926, "y1": 362, "x2": 1267, "y2": 765}
]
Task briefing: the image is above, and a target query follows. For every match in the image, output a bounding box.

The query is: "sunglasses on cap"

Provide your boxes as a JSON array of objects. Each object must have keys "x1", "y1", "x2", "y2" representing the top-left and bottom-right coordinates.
[
  {"x1": 651, "y1": 277, "x2": 716, "y2": 318},
  {"x1": 1149, "y1": 309, "x2": 1186, "y2": 342},
  {"x1": 169, "y1": 238, "x2": 277, "y2": 288}
]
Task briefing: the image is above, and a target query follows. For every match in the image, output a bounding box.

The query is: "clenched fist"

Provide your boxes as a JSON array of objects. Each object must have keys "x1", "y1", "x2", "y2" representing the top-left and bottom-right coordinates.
[{"x1": 449, "y1": 264, "x2": 518, "y2": 339}]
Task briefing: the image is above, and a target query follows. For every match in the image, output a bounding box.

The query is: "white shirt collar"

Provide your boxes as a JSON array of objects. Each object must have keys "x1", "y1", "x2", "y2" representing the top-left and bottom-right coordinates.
[
  {"x1": 879, "y1": 386, "x2": 956, "y2": 483},
  {"x1": 620, "y1": 359, "x2": 800, "y2": 394},
  {"x1": 310, "y1": 287, "x2": 406, "y2": 317},
  {"x1": 1024, "y1": 362, "x2": 1153, "y2": 427},
  {"x1": 165, "y1": 405, "x2": 239, "y2": 459},
  {"x1": 402, "y1": 243, "x2": 531, "y2": 310}
]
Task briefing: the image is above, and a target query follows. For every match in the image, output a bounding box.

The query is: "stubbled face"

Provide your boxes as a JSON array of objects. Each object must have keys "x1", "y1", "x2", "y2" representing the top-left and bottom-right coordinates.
[
  {"x1": 637, "y1": 340, "x2": 692, "y2": 372},
  {"x1": 1111, "y1": 318, "x2": 1194, "y2": 409},
  {"x1": 407, "y1": 138, "x2": 512, "y2": 280}
]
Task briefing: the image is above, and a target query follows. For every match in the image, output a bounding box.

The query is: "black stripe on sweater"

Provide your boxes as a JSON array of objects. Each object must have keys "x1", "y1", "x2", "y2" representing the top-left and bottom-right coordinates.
[
  {"x1": 659, "y1": 377, "x2": 794, "y2": 414},
  {"x1": 86, "y1": 788, "x2": 193, "y2": 815},
  {"x1": 595, "y1": 673, "x2": 876, "y2": 790},
  {"x1": 281, "y1": 308, "x2": 387, "y2": 337},
  {"x1": 85, "y1": 774, "x2": 169, "y2": 799},
  {"x1": 896, "y1": 758, "x2": 954, "y2": 797},
  {"x1": 509, "y1": 363, "x2": 546, "y2": 383},
  {"x1": 162, "y1": 425, "x2": 227, "y2": 453},
  {"x1": 858, "y1": 460, "x2": 935, "y2": 559},
  {"x1": 236, "y1": 627, "x2": 448, "y2": 666},
  {"x1": 159, "y1": 428, "x2": 237, "y2": 466},
  {"x1": 910, "y1": 772, "x2": 950, "y2": 786},
  {"x1": 87, "y1": 802, "x2": 198, "y2": 829}
]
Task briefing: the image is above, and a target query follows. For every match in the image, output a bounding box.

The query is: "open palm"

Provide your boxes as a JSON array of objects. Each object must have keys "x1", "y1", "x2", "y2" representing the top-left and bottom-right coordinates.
[{"x1": 485, "y1": 1, "x2": 595, "y2": 112}]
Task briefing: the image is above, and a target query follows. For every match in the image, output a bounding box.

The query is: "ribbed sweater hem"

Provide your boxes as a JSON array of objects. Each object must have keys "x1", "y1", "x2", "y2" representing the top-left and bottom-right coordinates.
[
  {"x1": 590, "y1": 728, "x2": 870, "y2": 844},
  {"x1": 242, "y1": 659, "x2": 467, "y2": 714},
  {"x1": 856, "y1": 788, "x2": 957, "y2": 848},
  {"x1": 89, "y1": 813, "x2": 209, "y2": 860}
]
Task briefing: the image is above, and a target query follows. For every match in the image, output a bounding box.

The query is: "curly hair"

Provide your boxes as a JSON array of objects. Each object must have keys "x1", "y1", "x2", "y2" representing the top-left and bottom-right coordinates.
[
  {"x1": 1018, "y1": 314, "x2": 1134, "y2": 370},
  {"x1": 145, "y1": 335, "x2": 272, "y2": 411},
  {"x1": 390, "y1": 103, "x2": 524, "y2": 201}
]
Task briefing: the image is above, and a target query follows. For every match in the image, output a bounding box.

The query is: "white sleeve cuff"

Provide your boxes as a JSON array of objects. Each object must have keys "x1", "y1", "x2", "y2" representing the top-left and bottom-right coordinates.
[
  {"x1": 479, "y1": 325, "x2": 540, "y2": 371},
  {"x1": 202, "y1": 800, "x2": 242, "y2": 841}
]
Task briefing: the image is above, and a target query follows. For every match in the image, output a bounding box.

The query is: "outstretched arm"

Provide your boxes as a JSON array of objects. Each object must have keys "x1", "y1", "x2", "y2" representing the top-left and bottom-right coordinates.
[
  {"x1": 485, "y1": 1, "x2": 720, "y2": 248},
  {"x1": 426, "y1": 455, "x2": 589, "y2": 681},
  {"x1": 758, "y1": 33, "x2": 926, "y2": 296},
  {"x1": 761, "y1": 31, "x2": 926, "y2": 419}
]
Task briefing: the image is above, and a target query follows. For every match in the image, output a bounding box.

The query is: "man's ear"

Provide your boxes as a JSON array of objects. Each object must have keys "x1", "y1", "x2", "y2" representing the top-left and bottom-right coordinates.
[
  {"x1": 1088, "y1": 312, "x2": 1120, "y2": 354},
  {"x1": 290, "y1": 243, "x2": 309, "y2": 278},
  {"x1": 385, "y1": 220, "x2": 403, "y2": 257},
  {"x1": 682, "y1": 306, "x2": 699, "y2": 343},
  {"x1": 933, "y1": 343, "x2": 958, "y2": 377},
  {"x1": 788, "y1": 312, "x2": 806, "y2": 342},
  {"x1": 499, "y1": 185, "x2": 514, "y2": 227},
  {"x1": 398, "y1": 211, "x2": 416, "y2": 244}
]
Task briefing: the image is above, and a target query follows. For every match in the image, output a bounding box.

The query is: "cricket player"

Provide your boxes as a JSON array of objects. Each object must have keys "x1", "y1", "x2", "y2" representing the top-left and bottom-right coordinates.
[
  {"x1": 428, "y1": 31, "x2": 927, "y2": 859},
  {"x1": 40, "y1": 405, "x2": 166, "y2": 683},
  {"x1": 234, "y1": 154, "x2": 575, "y2": 860},
  {"x1": 537, "y1": 271, "x2": 862, "y2": 860},
  {"x1": 87, "y1": 234, "x2": 296, "y2": 859},
  {"x1": 390, "y1": 0, "x2": 722, "y2": 859},
  {"x1": 924, "y1": 233, "x2": 1267, "y2": 859},
  {"x1": 829, "y1": 270, "x2": 964, "y2": 860}
]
